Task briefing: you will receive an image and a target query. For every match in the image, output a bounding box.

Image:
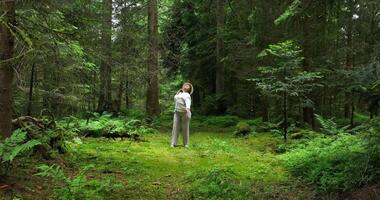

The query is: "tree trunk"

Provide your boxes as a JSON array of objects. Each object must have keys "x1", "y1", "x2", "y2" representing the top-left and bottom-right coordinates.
[
  {"x1": 116, "y1": 79, "x2": 124, "y2": 112},
  {"x1": 283, "y1": 90, "x2": 288, "y2": 142},
  {"x1": 26, "y1": 63, "x2": 36, "y2": 116},
  {"x1": 0, "y1": 1, "x2": 16, "y2": 139},
  {"x1": 125, "y1": 70, "x2": 129, "y2": 110},
  {"x1": 261, "y1": 96, "x2": 269, "y2": 122},
  {"x1": 301, "y1": 0, "x2": 316, "y2": 129},
  {"x1": 215, "y1": 0, "x2": 225, "y2": 94},
  {"x1": 344, "y1": 0, "x2": 354, "y2": 119},
  {"x1": 146, "y1": 0, "x2": 160, "y2": 117},
  {"x1": 98, "y1": 0, "x2": 113, "y2": 113}
]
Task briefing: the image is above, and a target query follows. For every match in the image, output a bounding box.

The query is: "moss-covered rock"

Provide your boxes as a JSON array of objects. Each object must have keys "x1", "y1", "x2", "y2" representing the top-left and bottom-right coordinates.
[{"x1": 234, "y1": 122, "x2": 251, "y2": 136}]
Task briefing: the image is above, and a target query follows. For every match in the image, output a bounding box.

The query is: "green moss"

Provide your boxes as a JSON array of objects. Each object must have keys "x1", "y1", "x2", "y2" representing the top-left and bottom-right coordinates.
[
  {"x1": 234, "y1": 121, "x2": 251, "y2": 136},
  {"x1": 63, "y1": 130, "x2": 314, "y2": 199}
]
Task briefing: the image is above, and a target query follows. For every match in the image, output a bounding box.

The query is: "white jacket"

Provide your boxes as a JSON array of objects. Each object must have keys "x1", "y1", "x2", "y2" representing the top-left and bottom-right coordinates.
[{"x1": 174, "y1": 92, "x2": 191, "y2": 112}]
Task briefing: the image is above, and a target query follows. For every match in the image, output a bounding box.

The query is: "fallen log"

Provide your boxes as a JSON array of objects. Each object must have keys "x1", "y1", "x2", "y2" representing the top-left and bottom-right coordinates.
[
  {"x1": 12, "y1": 116, "x2": 45, "y2": 130},
  {"x1": 12, "y1": 116, "x2": 55, "y2": 130}
]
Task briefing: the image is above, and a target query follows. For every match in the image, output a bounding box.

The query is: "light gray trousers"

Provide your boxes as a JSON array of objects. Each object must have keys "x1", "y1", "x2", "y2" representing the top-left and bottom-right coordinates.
[{"x1": 171, "y1": 111, "x2": 191, "y2": 146}]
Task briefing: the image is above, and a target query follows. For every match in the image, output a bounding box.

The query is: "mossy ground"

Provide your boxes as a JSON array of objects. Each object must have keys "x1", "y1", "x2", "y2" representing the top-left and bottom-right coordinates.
[
  {"x1": 64, "y1": 130, "x2": 313, "y2": 199},
  {"x1": 1, "y1": 123, "x2": 316, "y2": 200}
]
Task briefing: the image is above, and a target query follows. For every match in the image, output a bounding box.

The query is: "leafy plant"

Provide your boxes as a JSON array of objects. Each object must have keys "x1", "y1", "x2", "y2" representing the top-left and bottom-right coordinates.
[
  {"x1": 315, "y1": 114, "x2": 349, "y2": 135},
  {"x1": 282, "y1": 134, "x2": 380, "y2": 194},
  {"x1": 203, "y1": 115, "x2": 239, "y2": 127},
  {"x1": 0, "y1": 129, "x2": 40, "y2": 175},
  {"x1": 186, "y1": 167, "x2": 250, "y2": 200},
  {"x1": 36, "y1": 164, "x2": 124, "y2": 200}
]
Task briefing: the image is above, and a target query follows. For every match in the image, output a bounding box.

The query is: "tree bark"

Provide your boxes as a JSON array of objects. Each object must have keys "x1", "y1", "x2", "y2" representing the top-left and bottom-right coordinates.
[
  {"x1": 146, "y1": 0, "x2": 160, "y2": 117},
  {"x1": 98, "y1": 0, "x2": 113, "y2": 113},
  {"x1": 125, "y1": 70, "x2": 129, "y2": 110},
  {"x1": 215, "y1": 0, "x2": 225, "y2": 94},
  {"x1": 344, "y1": 0, "x2": 354, "y2": 119},
  {"x1": 301, "y1": 0, "x2": 316, "y2": 129},
  {"x1": 26, "y1": 63, "x2": 35, "y2": 116},
  {"x1": 0, "y1": 0, "x2": 16, "y2": 139}
]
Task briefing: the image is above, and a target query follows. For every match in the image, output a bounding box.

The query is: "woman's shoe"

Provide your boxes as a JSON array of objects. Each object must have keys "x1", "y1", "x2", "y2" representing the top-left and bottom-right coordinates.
[{"x1": 184, "y1": 145, "x2": 189, "y2": 148}]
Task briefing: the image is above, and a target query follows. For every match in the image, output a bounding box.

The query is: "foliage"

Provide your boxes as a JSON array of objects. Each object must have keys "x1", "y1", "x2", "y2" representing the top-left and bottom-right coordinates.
[
  {"x1": 234, "y1": 122, "x2": 252, "y2": 136},
  {"x1": 203, "y1": 115, "x2": 239, "y2": 127},
  {"x1": 252, "y1": 40, "x2": 322, "y2": 98},
  {"x1": 250, "y1": 40, "x2": 322, "y2": 139},
  {"x1": 36, "y1": 164, "x2": 124, "y2": 200},
  {"x1": 186, "y1": 167, "x2": 250, "y2": 200},
  {"x1": 63, "y1": 114, "x2": 156, "y2": 139},
  {"x1": 0, "y1": 129, "x2": 40, "y2": 175},
  {"x1": 282, "y1": 134, "x2": 380, "y2": 194},
  {"x1": 274, "y1": 0, "x2": 301, "y2": 25},
  {"x1": 315, "y1": 114, "x2": 349, "y2": 135},
  {"x1": 245, "y1": 118, "x2": 279, "y2": 133}
]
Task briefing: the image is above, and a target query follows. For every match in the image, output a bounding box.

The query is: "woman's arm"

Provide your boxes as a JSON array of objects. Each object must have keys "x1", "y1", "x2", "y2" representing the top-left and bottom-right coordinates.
[{"x1": 184, "y1": 93, "x2": 191, "y2": 112}]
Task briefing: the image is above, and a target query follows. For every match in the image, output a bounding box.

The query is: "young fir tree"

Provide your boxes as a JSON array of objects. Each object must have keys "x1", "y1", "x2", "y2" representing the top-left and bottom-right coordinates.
[{"x1": 250, "y1": 40, "x2": 322, "y2": 141}]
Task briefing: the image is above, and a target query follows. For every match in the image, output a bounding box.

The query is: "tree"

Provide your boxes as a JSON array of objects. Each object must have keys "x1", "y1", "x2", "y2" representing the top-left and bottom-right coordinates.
[
  {"x1": 98, "y1": 0, "x2": 113, "y2": 112},
  {"x1": 146, "y1": 0, "x2": 160, "y2": 117},
  {"x1": 0, "y1": 0, "x2": 16, "y2": 139},
  {"x1": 215, "y1": 0, "x2": 225, "y2": 95},
  {"x1": 250, "y1": 40, "x2": 322, "y2": 141}
]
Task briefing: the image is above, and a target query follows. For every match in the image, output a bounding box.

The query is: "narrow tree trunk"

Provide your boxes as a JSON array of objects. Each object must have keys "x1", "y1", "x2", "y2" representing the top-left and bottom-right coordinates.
[
  {"x1": 125, "y1": 70, "x2": 129, "y2": 110},
  {"x1": 215, "y1": 0, "x2": 225, "y2": 94},
  {"x1": 146, "y1": 0, "x2": 160, "y2": 117},
  {"x1": 0, "y1": 0, "x2": 16, "y2": 139},
  {"x1": 344, "y1": 0, "x2": 354, "y2": 119},
  {"x1": 261, "y1": 96, "x2": 269, "y2": 122},
  {"x1": 283, "y1": 90, "x2": 288, "y2": 142},
  {"x1": 98, "y1": 0, "x2": 113, "y2": 113},
  {"x1": 116, "y1": 79, "x2": 124, "y2": 112},
  {"x1": 26, "y1": 63, "x2": 36, "y2": 116},
  {"x1": 301, "y1": 0, "x2": 316, "y2": 129}
]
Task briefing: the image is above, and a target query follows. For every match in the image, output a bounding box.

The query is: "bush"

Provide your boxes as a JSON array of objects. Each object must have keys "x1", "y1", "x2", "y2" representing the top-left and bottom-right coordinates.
[
  {"x1": 234, "y1": 122, "x2": 251, "y2": 136},
  {"x1": 64, "y1": 115, "x2": 155, "y2": 139},
  {"x1": 203, "y1": 115, "x2": 239, "y2": 127},
  {"x1": 186, "y1": 167, "x2": 250, "y2": 200},
  {"x1": 282, "y1": 134, "x2": 380, "y2": 194},
  {"x1": 0, "y1": 129, "x2": 41, "y2": 175},
  {"x1": 315, "y1": 114, "x2": 349, "y2": 135},
  {"x1": 36, "y1": 164, "x2": 124, "y2": 200},
  {"x1": 246, "y1": 119, "x2": 278, "y2": 133}
]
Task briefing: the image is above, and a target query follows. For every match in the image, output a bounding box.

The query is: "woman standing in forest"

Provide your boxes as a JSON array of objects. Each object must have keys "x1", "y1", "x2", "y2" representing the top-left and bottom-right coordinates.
[{"x1": 171, "y1": 83, "x2": 193, "y2": 148}]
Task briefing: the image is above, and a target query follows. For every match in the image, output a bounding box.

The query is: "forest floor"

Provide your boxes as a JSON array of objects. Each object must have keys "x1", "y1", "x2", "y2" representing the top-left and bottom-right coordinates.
[
  {"x1": 1, "y1": 127, "x2": 323, "y2": 200},
  {"x1": 63, "y1": 130, "x2": 315, "y2": 200}
]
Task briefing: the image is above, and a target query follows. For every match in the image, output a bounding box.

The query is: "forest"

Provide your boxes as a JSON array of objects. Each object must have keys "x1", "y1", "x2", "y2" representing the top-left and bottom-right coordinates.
[{"x1": 1, "y1": 0, "x2": 380, "y2": 199}]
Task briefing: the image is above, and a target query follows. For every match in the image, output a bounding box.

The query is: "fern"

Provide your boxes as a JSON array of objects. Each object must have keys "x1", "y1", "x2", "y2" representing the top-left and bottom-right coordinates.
[
  {"x1": 36, "y1": 164, "x2": 123, "y2": 200},
  {"x1": 315, "y1": 114, "x2": 348, "y2": 135},
  {"x1": 274, "y1": 0, "x2": 301, "y2": 25},
  {"x1": 0, "y1": 129, "x2": 41, "y2": 163}
]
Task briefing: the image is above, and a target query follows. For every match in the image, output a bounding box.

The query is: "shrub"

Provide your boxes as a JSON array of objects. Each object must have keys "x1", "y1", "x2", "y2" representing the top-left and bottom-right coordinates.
[
  {"x1": 246, "y1": 119, "x2": 278, "y2": 133},
  {"x1": 186, "y1": 167, "x2": 250, "y2": 200},
  {"x1": 0, "y1": 129, "x2": 41, "y2": 175},
  {"x1": 282, "y1": 134, "x2": 380, "y2": 194},
  {"x1": 234, "y1": 122, "x2": 251, "y2": 136},
  {"x1": 315, "y1": 114, "x2": 349, "y2": 135},
  {"x1": 203, "y1": 115, "x2": 239, "y2": 127},
  {"x1": 36, "y1": 164, "x2": 124, "y2": 200},
  {"x1": 68, "y1": 115, "x2": 154, "y2": 139}
]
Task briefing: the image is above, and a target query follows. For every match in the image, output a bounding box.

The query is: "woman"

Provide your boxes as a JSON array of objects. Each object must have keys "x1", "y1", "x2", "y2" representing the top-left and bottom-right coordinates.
[{"x1": 171, "y1": 82, "x2": 193, "y2": 148}]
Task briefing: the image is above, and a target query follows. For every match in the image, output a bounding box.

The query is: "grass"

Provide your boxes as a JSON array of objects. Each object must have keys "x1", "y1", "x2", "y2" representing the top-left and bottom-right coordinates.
[
  {"x1": 1, "y1": 116, "x2": 316, "y2": 200},
  {"x1": 64, "y1": 130, "x2": 313, "y2": 199}
]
